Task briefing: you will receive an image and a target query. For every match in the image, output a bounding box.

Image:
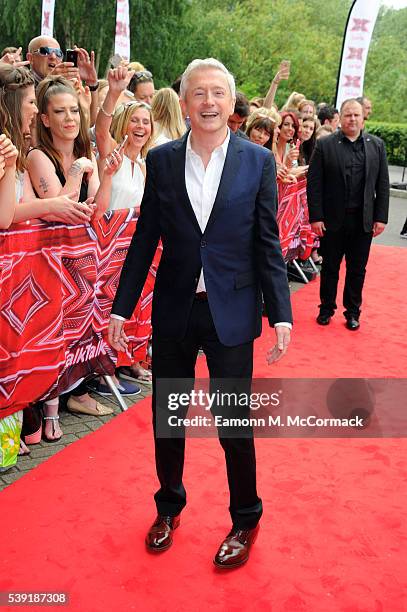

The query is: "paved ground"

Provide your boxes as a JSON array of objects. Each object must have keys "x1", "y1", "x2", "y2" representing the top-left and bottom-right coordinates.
[{"x1": 1, "y1": 169, "x2": 406, "y2": 490}]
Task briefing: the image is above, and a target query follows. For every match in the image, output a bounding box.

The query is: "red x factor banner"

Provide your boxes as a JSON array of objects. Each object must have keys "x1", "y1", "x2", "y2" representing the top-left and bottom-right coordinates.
[
  {"x1": 0, "y1": 209, "x2": 159, "y2": 418},
  {"x1": 335, "y1": 0, "x2": 381, "y2": 109},
  {"x1": 277, "y1": 178, "x2": 316, "y2": 263}
]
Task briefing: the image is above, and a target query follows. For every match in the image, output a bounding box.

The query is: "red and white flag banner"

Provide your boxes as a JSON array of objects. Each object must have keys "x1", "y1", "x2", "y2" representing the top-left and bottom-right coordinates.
[
  {"x1": 114, "y1": 0, "x2": 131, "y2": 62},
  {"x1": 41, "y1": 0, "x2": 56, "y2": 37},
  {"x1": 335, "y1": 0, "x2": 381, "y2": 110}
]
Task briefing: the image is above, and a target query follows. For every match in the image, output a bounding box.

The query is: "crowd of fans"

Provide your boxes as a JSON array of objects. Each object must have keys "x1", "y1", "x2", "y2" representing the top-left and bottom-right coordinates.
[{"x1": 0, "y1": 36, "x2": 393, "y2": 467}]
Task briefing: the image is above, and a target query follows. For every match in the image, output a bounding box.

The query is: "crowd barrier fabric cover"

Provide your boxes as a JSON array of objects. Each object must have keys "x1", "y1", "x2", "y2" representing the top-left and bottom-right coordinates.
[
  {"x1": 0, "y1": 209, "x2": 160, "y2": 418},
  {"x1": 277, "y1": 177, "x2": 316, "y2": 262}
]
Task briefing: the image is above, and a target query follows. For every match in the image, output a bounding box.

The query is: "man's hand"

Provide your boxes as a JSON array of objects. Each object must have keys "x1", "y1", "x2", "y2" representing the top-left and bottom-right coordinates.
[
  {"x1": 50, "y1": 62, "x2": 80, "y2": 81},
  {"x1": 108, "y1": 317, "x2": 129, "y2": 352},
  {"x1": 75, "y1": 47, "x2": 98, "y2": 85},
  {"x1": 266, "y1": 326, "x2": 291, "y2": 364},
  {"x1": 311, "y1": 221, "x2": 326, "y2": 236},
  {"x1": 373, "y1": 222, "x2": 385, "y2": 237}
]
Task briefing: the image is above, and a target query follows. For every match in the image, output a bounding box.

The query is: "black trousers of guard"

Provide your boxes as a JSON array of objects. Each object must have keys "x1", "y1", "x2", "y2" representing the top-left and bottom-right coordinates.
[
  {"x1": 319, "y1": 209, "x2": 373, "y2": 319},
  {"x1": 151, "y1": 298, "x2": 263, "y2": 530}
]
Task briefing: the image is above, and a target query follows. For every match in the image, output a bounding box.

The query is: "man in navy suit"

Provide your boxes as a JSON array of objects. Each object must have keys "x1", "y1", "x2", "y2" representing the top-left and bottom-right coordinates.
[{"x1": 108, "y1": 58, "x2": 292, "y2": 569}]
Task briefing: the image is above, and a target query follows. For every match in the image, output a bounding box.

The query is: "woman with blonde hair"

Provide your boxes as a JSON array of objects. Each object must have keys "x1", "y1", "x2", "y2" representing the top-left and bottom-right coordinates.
[
  {"x1": 282, "y1": 91, "x2": 305, "y2": 112},
  {"x1": 95, "y1": 65, "x2": 157, "y2": 386},
  {"x1": 151, "y1": 87, "x2": 185, "y2": 145},
  {"x1": 96, "y1": 66, "x2": 154, "y2": 212}
]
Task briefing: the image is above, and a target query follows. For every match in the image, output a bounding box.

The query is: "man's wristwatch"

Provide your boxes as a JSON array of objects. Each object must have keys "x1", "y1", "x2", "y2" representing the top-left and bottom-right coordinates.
[{"x1": 88, "y1": 82, "x2": 99, "y2": 92}]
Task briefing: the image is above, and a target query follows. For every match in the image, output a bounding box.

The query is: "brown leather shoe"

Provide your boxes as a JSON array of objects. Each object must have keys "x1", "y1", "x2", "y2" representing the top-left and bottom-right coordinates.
[
  {"x1": 213, "y1": 524, "x2": 260, "y2": 569},
  {"x1": 145, "y1": 515, "x2": 180, "y2": 552}
]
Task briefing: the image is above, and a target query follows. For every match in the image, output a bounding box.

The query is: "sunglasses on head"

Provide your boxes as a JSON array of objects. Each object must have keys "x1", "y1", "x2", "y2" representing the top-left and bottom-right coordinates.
[
  {"x1": 133, "y1": 70, "x2": 153, "y2": 82},
  {"x1": 34, "y1": 46, "x2": 64, "y2": 59},
  {"x1": 116, "y1": 100, "x2": 152, "y2": 114}
]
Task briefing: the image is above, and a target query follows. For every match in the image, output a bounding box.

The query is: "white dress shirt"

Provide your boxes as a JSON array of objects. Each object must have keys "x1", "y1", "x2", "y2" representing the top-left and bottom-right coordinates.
[
  {"x1": 185, "y1": 129, "x2": 230, "y2": 292},
  {"x1": 112, "y1": 129, "x2": 291, "y2": 330}
]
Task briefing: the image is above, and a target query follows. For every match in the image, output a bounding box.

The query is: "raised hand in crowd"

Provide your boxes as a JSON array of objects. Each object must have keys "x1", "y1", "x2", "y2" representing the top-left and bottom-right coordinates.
[
  {"x1": 0, "y1": 47, "x2": 29, "y2": 68},
  {"x1": 75, "y1": 47, "x2": 97, "y2": 86},
  {"x1": 50, "y1": 61, "x2": 80, "y2": 82},
  {"x1": 95, "y1": 66, "x2": 136, "y2": 161},
  {"x1": 74, "y1": 47, "x2": 99, "y2": 126},
  {"x1": 73, "y1": 77, "x2": 92, "y2": 124},
  {"x1": 264, "y1": 59, "x2": 291, "y2": 109},
  {"x1": 107, "y1": 65, "x2": 135, "y2": 98}
]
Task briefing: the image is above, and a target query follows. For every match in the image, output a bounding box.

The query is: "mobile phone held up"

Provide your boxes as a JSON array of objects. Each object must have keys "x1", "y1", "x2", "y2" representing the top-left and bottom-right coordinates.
[{"x1": 65, "y1": 49, "x2": 78, "y2": 67}]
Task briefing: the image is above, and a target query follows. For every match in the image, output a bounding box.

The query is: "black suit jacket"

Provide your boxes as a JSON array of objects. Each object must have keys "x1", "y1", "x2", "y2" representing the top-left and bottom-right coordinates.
[
  {"x1": 112, "y1": 131, "x2": 292, "y2": 347},
  {"x1": 307, "y1": 131, "x2": 389, "y2": 232}
]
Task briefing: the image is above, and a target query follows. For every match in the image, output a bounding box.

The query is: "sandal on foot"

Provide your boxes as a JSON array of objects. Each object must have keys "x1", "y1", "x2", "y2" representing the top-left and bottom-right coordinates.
[
  {"x1": 43, "y1": 415, "x2": 63, "y2": 443},
  {"x1": 117, "y1": 366, "x2": 152, "y2": 386},
  {"x1": 18, "y1": 439, "x2": 31, "y2": 455},
  {"x1": 67, "y1": 397, "x2": 114, "y2": 416}
]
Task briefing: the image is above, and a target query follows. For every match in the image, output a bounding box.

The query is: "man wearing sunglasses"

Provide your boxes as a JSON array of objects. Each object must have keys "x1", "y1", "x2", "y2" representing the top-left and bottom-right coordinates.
[{"x1": 27, "y1": 36, "x2": 79, "y2": 86}]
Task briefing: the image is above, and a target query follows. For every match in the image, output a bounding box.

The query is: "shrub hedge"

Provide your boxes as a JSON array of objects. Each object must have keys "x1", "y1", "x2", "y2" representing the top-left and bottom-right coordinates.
[{"x1": 365, "y1": 122, "x2": 407, "y2": 166}]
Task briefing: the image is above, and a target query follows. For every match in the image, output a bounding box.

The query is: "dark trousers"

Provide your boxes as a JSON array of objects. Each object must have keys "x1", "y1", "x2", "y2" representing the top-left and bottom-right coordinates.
[
  {"x1": 151, "y1": 298, "x2": 263, "y2": 530},
  {"x1": 319, "y1": 211, "x2": 373, "y2": 319}
]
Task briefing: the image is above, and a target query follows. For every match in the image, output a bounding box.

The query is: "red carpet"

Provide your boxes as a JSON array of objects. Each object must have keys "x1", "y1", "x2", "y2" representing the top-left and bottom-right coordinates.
[{"x1": 1, "y1": 244, "x2": 406, "y2": 611}]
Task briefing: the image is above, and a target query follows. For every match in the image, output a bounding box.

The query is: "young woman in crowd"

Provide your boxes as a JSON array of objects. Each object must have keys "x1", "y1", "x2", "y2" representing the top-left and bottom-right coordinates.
[
  {"x1": 298, "y1": 99, "x2": 316, "y2": 120},
  {"x1": 282, "y1": 91, "x2": 305, "y2": 112},
  {"x1": 275, "y1": 111, "x2": 300, "y2": 168},
  {"x1": 151, "y1": 87, "x2": 185, "y2": 146},
  {"x1": 95, "y1": 66, "x2": 154, "y2": 213},
  {"x1": 245, "y1": 108, "x2": 296, "y2": 184},
  {"x1": 0, "y1": 65, "x2": 92, "y2": 227},
  {"x1": 245, "y1": 110, "x2": 277, "y2": 151},
  {"x1": 95, "y1": 65, "x2": 156, "y2": 385},
  {"x1": 299, "y1": 115, "x2": 317, "y2": 165},
  {"x1": 26, "y1": 75, "x2": 128, "y2": 432},
  {"x1": 0, "y1": 65, "x2": 103, "y2": 449}
]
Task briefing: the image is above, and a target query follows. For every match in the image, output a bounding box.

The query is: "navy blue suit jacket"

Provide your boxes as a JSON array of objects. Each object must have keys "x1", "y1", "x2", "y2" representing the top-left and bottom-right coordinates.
[{"x1": 112, "y1": 131, "x2": 292, "y2": 347}]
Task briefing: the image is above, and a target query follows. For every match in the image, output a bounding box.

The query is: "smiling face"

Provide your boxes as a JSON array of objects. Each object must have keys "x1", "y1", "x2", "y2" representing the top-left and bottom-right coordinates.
[
  {"x1": 28, "y1": 37, "x2": 62, "y2": 78},
  {"x1": 41, "y1": 92, "x2": 80, "y2": 141},
  {"x1": 180, "y1": 68, "x2": 235, "y2": 137},
  {"x1": 125, "y1": 107, "x2": 152, "y2": 150},
  {"x1": 279, "y1": 115, "x2": 295, "y2": 143},
  {"x1": 21, "y1": 85, "x2": 38, "y2": 134}
]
